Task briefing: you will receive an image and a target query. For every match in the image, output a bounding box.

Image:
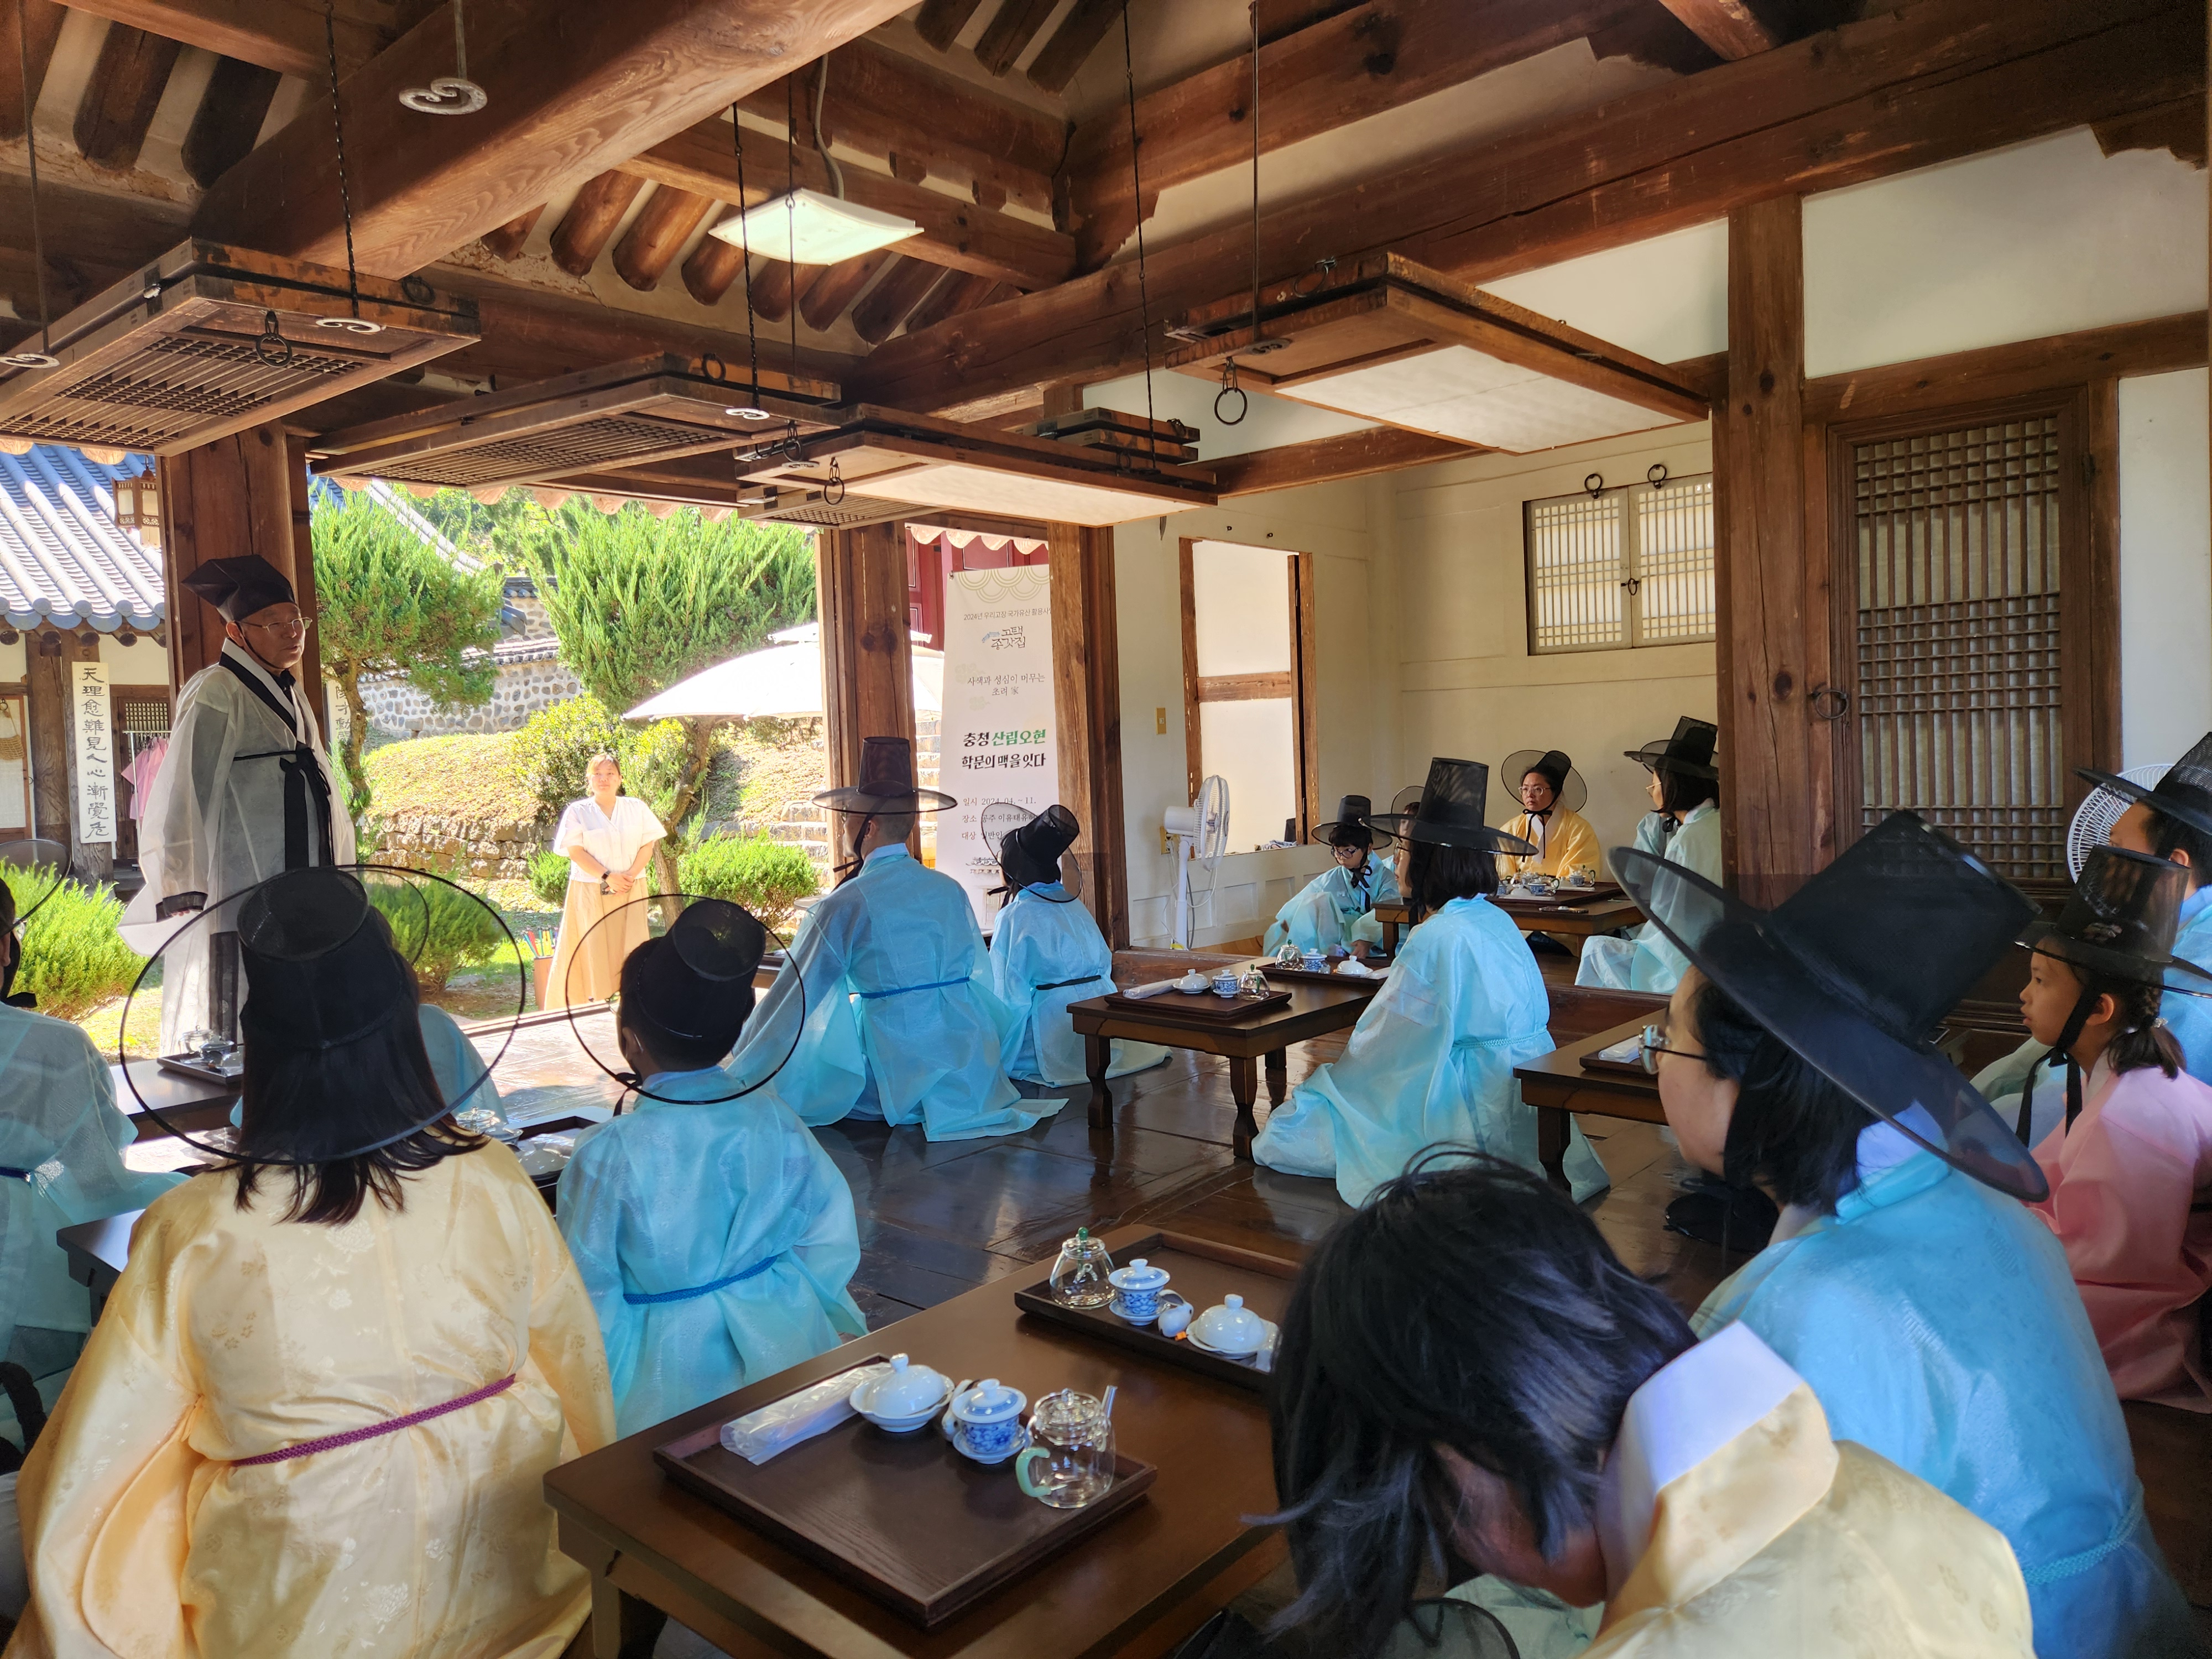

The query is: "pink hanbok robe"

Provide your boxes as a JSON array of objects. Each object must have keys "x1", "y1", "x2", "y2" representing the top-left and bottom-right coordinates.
[{"x1": 2031, "y1": 1056, "x2": 2212, "y2": 1411}]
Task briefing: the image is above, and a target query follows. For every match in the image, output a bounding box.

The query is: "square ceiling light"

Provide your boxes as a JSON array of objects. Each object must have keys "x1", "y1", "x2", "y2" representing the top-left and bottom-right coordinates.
[
  {"x1": 1166, "y1": 253, "x2": 1709, "y2": 455},
  {"x1": 708, "y1": 189, "x2": 920, "y2": 267},
  {"x1": 736, "y1": 406, "x2": 1218, "y2": 528},
  {"x1": 308, "y1": 353, "x2": 843, "y2": 491}
]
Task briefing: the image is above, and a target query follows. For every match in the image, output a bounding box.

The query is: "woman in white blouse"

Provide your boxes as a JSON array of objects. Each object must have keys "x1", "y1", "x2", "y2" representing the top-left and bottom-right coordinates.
[{"x1": 542, "y1": 753, "x2": 665, "y2": 1008}]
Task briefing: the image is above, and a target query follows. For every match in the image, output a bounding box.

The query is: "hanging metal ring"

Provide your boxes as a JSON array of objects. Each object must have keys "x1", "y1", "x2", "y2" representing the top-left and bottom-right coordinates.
[
  {"x1": 255, "y1": 311, "x2": 294, "y2": 367},
  {"x1": 822, "y1": 457, "x2": 846, "y2": 507},
  {"x1": 400, "y1": 274, "x2": 436, "y2": 306},
  {"x1": 1809, "y1": 686, "x2": 1852, "y2": 722},
  {"x1": 1292, "y1": 255, "x2": 1339, "y2": 296},
  {"x1": 1647, "y1": 462, "x2": 1670, "y2": 488},
  {"x1": 1214, "y1": 359, "x2": 1248, "y2": 426},
  {"x1": 1583, "y1": 472, "x2": 1605, "y2": 500},
  {"x1": 698, "y1": 352, "x2": 727, "y2": 383}
]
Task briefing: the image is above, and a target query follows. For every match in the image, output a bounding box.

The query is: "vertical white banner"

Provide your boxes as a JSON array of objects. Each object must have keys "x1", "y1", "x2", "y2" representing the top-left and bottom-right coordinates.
[
  {"x1": 939, "y1": 566, "x2": 1057, "y2": 927},
  {"x1": 72, "y1": 660, "x2": 116, "y2": 846}
]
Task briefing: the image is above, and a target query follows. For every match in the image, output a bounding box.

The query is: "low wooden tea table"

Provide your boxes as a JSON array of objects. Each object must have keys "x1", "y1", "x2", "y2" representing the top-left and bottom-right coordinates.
[
  {"x1": 545, "y1": 1222, "x2": 1287, "y2": 1659},
  {"x1": 1067, "y1": 980, "x2": 1375, "y2": 1159},
  {"x1": 59, "y1": 1210, "x2": 137, "y2": 1323},
  {"x1": 1514, "y1": 1016, "x2": 1669, "y2": 1191},
  {"x1": 1373, "y1": 895, "x2": 1642, "y2": 951}
]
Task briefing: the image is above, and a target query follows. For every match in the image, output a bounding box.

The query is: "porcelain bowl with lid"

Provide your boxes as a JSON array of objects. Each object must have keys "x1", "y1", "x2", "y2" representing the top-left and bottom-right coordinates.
[
  {"x1": 945, "y1": 1378, "x2": 1029, "y2": 1461},
  {"x1": 1191, "y1": 1293, "x2": 1268, "y2": 1357},
  {"x1": 1107, "y1": 1258, "x2": 1171, "y2": 1323},
  {"x1": 850, "y1": 1353, "x2": 951, "y2": 1432}
]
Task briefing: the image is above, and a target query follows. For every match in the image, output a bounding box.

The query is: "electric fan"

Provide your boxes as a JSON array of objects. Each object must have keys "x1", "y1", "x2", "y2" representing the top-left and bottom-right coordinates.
[
  {"x1": 1164, "y1": 775, "x2": 1230, "y2": 948},
  {"x1": 2067, "y1": 764, "x2": 2168, "y2": 878}
]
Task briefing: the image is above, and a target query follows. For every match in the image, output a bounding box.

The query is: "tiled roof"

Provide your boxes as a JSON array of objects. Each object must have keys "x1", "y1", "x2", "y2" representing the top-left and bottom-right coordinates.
[{"x1": 0, "y1": 445, "x2": 163, "y2": 632}]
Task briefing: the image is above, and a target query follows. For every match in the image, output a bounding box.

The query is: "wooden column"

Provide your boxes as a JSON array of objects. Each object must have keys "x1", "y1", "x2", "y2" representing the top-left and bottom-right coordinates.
[
  {"x1": 285, "y1": 435, "x2": 330, "y2": 731},
  {"x1": 816, "y1": 521, "x2": 917, "y2": 869},
  {"x1": 156, "y1": 423, "x2": 301, "y2": 691},
  {"x1": 1047, "y1": 522, "x2": 1130, "y2": 948},
  {"x1": 1715, "y1": 195, "x2": 1813, "y2": 904}
]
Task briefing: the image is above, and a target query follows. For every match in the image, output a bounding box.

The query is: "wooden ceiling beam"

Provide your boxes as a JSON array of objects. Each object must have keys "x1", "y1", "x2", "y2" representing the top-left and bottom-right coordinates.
[
  {"x1": 682, "y1": 237, "x2": 750, "y2": 308},
  {"x1": 1212, "y1": 427, "x2": 1480, "y2": 495},
  {"x1": 54, "y1": 0, "x2": 388, "y2": 79},
  {"x1": 72, "y1": 24, "x2": 182, "y2": 173},
  {"x1": 612, "y1": 185, "x2": 719, "y2": 291},
  {"x1": 547, "y1": 171, "x2": 646, "y2": 277},
  {"x1": 622, "y1": 118, "x2": 1075, "y2": 289},
  {"x1": 1649, "y1": 0, "x2": 1779, "y2": 59},
  {"x1": 915, "y1": 0, "x2": 988, "y2": 52},
  {"x1": 0, "y1": 0, "x2": 66, "y2": 142},
  {"x1": 904, "y1": 269, "x2": 998, "y2": 333},
  {"x1": 191, "y1": 0, "x2": 915, "y2": 279},
  {"x1": 862, "y1": 0, "x2": 2199, "y2": 414},
  {"x1": 741, "y1": 258, "x2": 822, "y2": 323},
  {"x1": 1027, "y1": 0, "x2": 1126, "y2": 93},
  {"x1": 1063, "y1": 0, "x2": 1646, "y2": 267},
  {"x1": 479, "y1": 205, "x2": 546, "y2": 260},
  {"x1": 181, "y1": 56, "x2": 283, "y2": 188},
  {"x1": 974, "y1": 0, "x2": 1058, "y2": 76},
  {"x1": 850, "y1": 255, "x2": 947, "y2": 345},
  {"x1": 800, "y1": 248, "x2": 895, "y2": 331}
]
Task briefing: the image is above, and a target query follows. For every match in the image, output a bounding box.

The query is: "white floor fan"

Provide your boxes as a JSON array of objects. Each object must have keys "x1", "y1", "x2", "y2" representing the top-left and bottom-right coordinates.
[
  {"x1": 2067, "y1": 763, "x2": 2169, "y2": 876},
  {"x1": 1165, "y1": 775, "x2": 1230, "y2": 948}
]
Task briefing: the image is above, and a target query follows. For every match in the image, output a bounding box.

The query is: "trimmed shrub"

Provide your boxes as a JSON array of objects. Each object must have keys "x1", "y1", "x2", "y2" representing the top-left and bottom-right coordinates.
[
  {"x1": 11, "y1": 870, "x2": 144, "y2": 1019},
  {"x1": 528, "y1": 850, "x2": 571, "y2": 908},
  {"x1": 370, "y1": 879, "x2": 511, "y2": 993},
  {"x1": 505, "y1": 693, "x2": 694, "y2": 828},
  {"x1": 678, "y1": 835, "x2": 818, "y2": 935}
]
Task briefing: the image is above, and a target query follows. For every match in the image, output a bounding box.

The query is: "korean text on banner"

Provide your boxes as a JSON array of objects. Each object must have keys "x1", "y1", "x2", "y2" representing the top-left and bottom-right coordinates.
[
  {"x1": 940, "y1": 566, "x2": 1056, "y2": 927},
  {"x1": 72, "y1": 660, "x2": 116, "y2": 846}
]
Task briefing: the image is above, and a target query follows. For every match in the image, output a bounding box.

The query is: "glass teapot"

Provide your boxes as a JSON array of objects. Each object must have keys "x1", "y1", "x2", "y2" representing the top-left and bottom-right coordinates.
[{"x1": 1049, "y1": 1226, "x2": 1116, "y2": 1308}]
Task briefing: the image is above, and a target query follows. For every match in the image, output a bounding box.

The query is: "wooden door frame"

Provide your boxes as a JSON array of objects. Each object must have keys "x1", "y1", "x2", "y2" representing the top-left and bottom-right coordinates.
[
  {"x1": 1819, "y1": 384, "x2": 2118, "y2": 864},
  {"x1": 1177, "y1": 536, "x2": 1320, "y2": 840}
]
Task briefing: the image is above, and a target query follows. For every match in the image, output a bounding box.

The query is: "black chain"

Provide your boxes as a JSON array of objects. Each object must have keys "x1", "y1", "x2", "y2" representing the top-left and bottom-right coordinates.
[
  {"x1": 322, "y1": 0, "x2": 362, "y2": 317},
  {"x1": 13, "y1": 0, "x2": 54, "y2": 362},
  {"x1": 1120, "y1": 5, "x2": 1157, "y2": 474}
]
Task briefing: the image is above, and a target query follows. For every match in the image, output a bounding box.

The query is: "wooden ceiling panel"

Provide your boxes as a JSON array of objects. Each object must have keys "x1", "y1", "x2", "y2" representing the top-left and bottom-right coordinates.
[{"x1": 73, "y1": 24, "x2": 183, "y2": 172}]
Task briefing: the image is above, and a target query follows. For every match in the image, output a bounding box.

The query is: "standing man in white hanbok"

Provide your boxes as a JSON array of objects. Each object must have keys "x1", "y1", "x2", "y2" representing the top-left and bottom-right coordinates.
[
  {"x1": 1577, "y1": 717, "x2": 1721, "y2": 992},
  {"x1": 117, "y1": 555, "x2": 353, "y2": 1053}
]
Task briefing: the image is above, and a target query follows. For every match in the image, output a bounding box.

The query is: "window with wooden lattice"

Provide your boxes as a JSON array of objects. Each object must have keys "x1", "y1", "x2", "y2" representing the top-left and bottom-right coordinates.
[{"x1": 1524, "y1": 475, "x2": 1715, "y2": 654}]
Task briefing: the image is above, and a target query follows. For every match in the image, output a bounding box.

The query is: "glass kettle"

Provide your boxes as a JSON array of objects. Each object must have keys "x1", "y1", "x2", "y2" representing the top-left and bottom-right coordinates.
[{"x1": 1049, "y1": 1226, "x2": 1116, "y2": 1308}]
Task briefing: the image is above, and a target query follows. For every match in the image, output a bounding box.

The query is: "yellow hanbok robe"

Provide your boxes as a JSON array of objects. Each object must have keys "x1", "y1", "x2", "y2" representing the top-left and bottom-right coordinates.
[
  {"x1": 1497, "y1": 805, "x2": 1601, "y2": 883},
  {"x1": 6, "y1": 1145, "x2": 614, "y2": 1659},
  {"x1": 1588, "y1": 1324, "x2": 2031, "y2": 1657}
]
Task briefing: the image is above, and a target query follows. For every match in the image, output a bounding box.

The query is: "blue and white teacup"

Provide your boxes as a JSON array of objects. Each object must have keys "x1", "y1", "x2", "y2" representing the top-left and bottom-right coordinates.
[
  {"x1": 946, "y1": 1378, "x2": 1027, "y2": 1462},
  {"x1": 1107, "y1": 1257, "x2": 1171, "y2": 1323},
  {"x1": 1300, "y1": 951, "x2": 1327, "y2": 972},
  {"x1": 1210, "y1": 971, "x2": 1241, "y2": 998}
]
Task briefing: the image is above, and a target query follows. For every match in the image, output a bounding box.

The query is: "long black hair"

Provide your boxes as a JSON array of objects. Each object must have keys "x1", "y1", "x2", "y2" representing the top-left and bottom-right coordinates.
[
  {"x1": 1691, "y1": 975, "x2": 1865, "y2": 1212},
  {"x1": 1267, "y1": 1152, "x2": 1692, "y2": 1659},
  {"x1": 1656, "y1": 767, "x2": 1719, "y2": 815}
]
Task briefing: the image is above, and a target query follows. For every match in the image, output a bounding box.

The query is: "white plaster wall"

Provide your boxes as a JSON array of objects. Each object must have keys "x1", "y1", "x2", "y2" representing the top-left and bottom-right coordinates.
[
  {"x1": 2118, "y1": 369, "x2": 2212, "y2": 768},
  {"x1": 1391, "y1": 424, "x2": 1719, "y2": 858},
  {"x1": 1484, "y1": 220, "x2": 1730, "y2": 366},
  {"x1": 96, "y1": 633, "x2": 162, "y2": 679},
  {"x1": 1804, "y1": 132, "x2": 2207, "y2": 379},
  {"x1": 0, "y1": 638, "x2": 24, "y2": 684}
]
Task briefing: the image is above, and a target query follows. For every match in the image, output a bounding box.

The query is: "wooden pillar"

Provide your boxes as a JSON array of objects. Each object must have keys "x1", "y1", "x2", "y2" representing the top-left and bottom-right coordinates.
[
  {"x1": 1715, "y1": 196, "x2": 1813, "y2": 905},
  {"x1": 1047, "y1": 522, "x2": 1130, "y2": 948},
  {"x1": 816, "y1": 521, "x2": 917, "y2": 868},
  {"x1": 156, "y1": 423, "x2": 300, "y2": 691},
  {"x1": 285, "y1": 435, "x2": 330, "y2": 731},
  {"x1": 25, "y1": 631, "x2": 69, "y2": 847}
]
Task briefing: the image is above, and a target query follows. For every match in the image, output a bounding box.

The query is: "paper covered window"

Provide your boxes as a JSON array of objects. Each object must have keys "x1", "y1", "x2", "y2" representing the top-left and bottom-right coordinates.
[{"x1": 1525, "y1": 475, "x2": 1715, "y2": 654}]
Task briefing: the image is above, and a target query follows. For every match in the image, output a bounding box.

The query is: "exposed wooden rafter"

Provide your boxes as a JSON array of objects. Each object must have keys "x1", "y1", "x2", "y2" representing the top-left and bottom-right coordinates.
[
  {"x1": 1027, "y1": 0, "x2": 1129, "y2": 93},
  {"x1": 622, "y1": 118, "x2": 1075, "y2": 289},
  {"x1": 860, "y1": 0, "x2": 2201, "y2": 414},
  {"x1": 479, "y1": 206, "x2": 545, "y2": 261},
  {"x1": 800, "y1": 249, "x2": 894, "y2": 331},
  {"x1": 974, "y1": 0, "x2": 1058, "y2": 77},
  {"x1": 73, "y1": 24, "x2": 182, "y2": 172},
  {"x1": 915, "y1": 0, "x2": 987, "y2": 53},
  {"x1": 181, "y1": 57, "x2": 284, "y2": 189},
  {"x1": 1651, "y1": 0, "x2": 1780, "y2": 59},
  {"x1": 54, "y1": 0, "x2": 388, "y2": 79},
  {"x1": 612, "y1": 185, "x2": 718, "y2": 292},
  {"x1": 191, "y1": 0, "x2": 916, "y2": 279},
  {"x1": 548, "y1": 172, "x2": 646, "y2": 278},
  {"x1": 903, "y1": 269, "x2": 998, "y2": 333},
  {"x1": 849, "y1": 255, "x2": 947, "y2": 345},
  {"x1": 0, "y1": 0, "x2": 65, "y2": 141},
  {"x1": 681, "y1": 237, "x2": 751, "y2": 308}
]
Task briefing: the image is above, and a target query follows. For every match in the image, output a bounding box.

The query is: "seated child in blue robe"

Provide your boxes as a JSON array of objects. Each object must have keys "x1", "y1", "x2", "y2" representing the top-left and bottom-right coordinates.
[{"x1": 1264, "y1": 795, "x2": 1400, "y2": 959}]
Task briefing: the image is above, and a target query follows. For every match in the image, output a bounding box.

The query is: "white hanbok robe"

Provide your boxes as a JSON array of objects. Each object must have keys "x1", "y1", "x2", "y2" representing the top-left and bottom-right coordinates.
[
  {"x1": 990, "y1": 885, "x2": 1169, "y2": 1087},
  {"x1": 730, "y1": 846, "x2": 1055, "y2": 1141},
  {"x1": 1263, "y1": 855, "x2": 1399, "y2": 957},
  {"x1": 1251, "y1": 895, "x2": 1607, "y2": 1204},
  {"x1": 557, "y1": 1067, "x2": 865, "y2": 1437},
  {"x1": 118, "y1": 643, "x2": 353, "y2": 1052},
  {"x1": 1578, "y1": 801, "x2": 1721, "y2": 992}
]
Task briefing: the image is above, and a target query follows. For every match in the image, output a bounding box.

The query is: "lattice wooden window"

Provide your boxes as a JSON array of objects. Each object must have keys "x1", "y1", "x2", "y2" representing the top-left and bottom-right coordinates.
[
  {"x1": 1851, "y1": 415, "x2": 2067, "y2": 881},
  {"x1": 1526, "y1": 475, "x2": 1715, "y2": 653}
]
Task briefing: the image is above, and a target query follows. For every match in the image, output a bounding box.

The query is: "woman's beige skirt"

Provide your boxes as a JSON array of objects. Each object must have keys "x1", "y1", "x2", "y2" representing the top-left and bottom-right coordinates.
[{"x1": 544, "y1": 878, "x2": 650, "y2": 1008}]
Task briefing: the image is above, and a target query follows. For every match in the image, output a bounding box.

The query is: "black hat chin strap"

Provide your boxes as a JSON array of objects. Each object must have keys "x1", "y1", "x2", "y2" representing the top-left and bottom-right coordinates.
[
  {"x1": 832, "y1": 811, "x2": 877, "y2": 885},
  {"x1": 2017, "y1": 992, "x2": 2097, "y2": 1144}
]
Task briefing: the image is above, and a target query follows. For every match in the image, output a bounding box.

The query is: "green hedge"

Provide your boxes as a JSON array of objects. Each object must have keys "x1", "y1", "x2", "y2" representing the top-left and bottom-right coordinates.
[
  {"x1": 369, "y1": 878, "x2": 512, "y2": 993},
  {"x1": 678, "y1": 836, "x2": 817, "y2": 935},
  {"x1": 528, "y1": 850, "x2": 571, "y2": 908},
  {"x1": 11, "y1": 870, "x2": 143, "y2": 1019}
]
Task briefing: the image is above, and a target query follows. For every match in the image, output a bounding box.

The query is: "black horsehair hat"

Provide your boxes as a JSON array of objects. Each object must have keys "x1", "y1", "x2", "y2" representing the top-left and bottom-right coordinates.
[
  {"x1": 1363, "y1": 758, "x2": 1534, "y2": 854},
  {"x1": 813, "y1": 735, "x2": 958, "y2": 814},
  {"x1": 1501, "y1": 749, "x2": 1587, "y2": 815},
  {"x1": 181, "y1": 554, "x2": 297, "y2": 623},
  {"x1": 2078, "y1": 729, "x2": 2212, "y2": 846},
  {"x1": 1613, "y1": 811, "x2": 2048, "y2": 1202},
  {"x1": 1625, "y1": 716, "x2": 1719, "y2": 781},
  {"x1": 2021, "y1": 844, "x2": 2212, "y2": 995},
  {"x1": 998, "y1": 803, "x2": 1082, "y2": 894},
  {"x1": 1312, "y1": 795, "x2": 1376, "y2": 848},
  {"x1": 622, "y1": 898, "x2": 770, "y2": 1055}
]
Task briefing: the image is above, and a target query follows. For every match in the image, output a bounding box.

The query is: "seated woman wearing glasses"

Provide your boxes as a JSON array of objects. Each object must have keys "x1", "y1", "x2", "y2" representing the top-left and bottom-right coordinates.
[
  {"x1": 1623, "y1": 815, "x2": 2196, "y2": 1659},
  {"x1": 1251, "y1": 758, "x2": 1606, "y2": 1206},
  {"x1": 1262, "y1": 796, "x2": 1400, "y2": 961}
]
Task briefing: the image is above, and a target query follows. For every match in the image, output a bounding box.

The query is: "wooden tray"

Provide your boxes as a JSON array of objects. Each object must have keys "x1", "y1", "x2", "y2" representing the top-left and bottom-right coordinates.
[
  {"x1": 155, "y1": 1052, "x2": 242, "y2": 1087},
  {"x1": 1579, "y1": 1021, "x2": 1660, "y2": 1076},
  {"x1": 1494, "y1": 883, "x2": 1622, "y2": 909},
  {"x1": 1012, "y1": 1230, "x2": 1298, "y2": 1394},
  {"x1": 1101, "y1": 988, "x2": 1291, "y2": 1020},
  {"x1": 1246, "y1": 962, "x2": 1387, "y2": 989},
  {"x1": 511, "y1": 1115, "x2": 594, "y2": 1209},
  {"x1": 654, "y1": 1355, "x2": 1156, "y2": 1629}
]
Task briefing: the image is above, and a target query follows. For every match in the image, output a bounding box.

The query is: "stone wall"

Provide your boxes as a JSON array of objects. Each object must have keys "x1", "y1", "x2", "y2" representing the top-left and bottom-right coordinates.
[
  {"x1": 356, "y1": 655, "x2": 582, "y2": 742},
  {"x1": 364, "y1": 809, "x2": 541, "y2": 880}
]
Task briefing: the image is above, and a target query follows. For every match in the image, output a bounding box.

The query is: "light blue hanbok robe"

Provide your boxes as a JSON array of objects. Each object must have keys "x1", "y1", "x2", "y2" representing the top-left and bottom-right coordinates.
[
  {"x1": 731, "y1": 844, "x2": 1056, "y2": 1142},
  {"x1": 1631, "y1": 810, "x2": 1674, "y2": 859},
  {"x1": 991, "y1": 885, "x2": 1170, "y2": 1087},
  {"x1": 416, "y1": 1001, "x2": 505, "y2": 1123},
  {"x1": 1251, "y1": 895, "x2": 1607, "y2": 1205},
  {"x1": 556, "y1": 1066, "x2": 865, "y2": 1436},
  {"x1": 1578, "y1": 801, "x2": 1722, "y2": 992},
  {"x1": 1262, "y1": 854, "x2": 1400, "y2": 957},
  {"x1": 1693, "y1": 1124, "x2": 2200, "y2": 1659}
]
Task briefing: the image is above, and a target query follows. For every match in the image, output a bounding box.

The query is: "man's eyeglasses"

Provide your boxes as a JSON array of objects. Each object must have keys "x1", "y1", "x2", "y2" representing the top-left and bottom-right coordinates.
[
  {"x1": 1639, "y1": 1024, "x2": 1708, "y2": 1076},
  {"x1": 243, "y1": 614, "x2": 312, "y2": 639}
]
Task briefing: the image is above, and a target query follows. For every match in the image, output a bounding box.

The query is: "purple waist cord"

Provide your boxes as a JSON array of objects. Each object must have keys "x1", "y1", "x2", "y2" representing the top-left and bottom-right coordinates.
[{"x1": 230, "y1": 1374, "x2": 517, "y2": 1467}]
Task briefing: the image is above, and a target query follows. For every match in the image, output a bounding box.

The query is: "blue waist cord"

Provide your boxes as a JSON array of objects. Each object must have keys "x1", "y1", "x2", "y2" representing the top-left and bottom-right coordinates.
[
  {"x1": 857, "y1": 975, "x2": 968, "y2": 1000},
  {"x1": 623, "y1": 1255, "x2": 780, "y2": 1306},
  {"x1": 0, "y1": 1168, "x2": 32, "y2": 1180}
]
